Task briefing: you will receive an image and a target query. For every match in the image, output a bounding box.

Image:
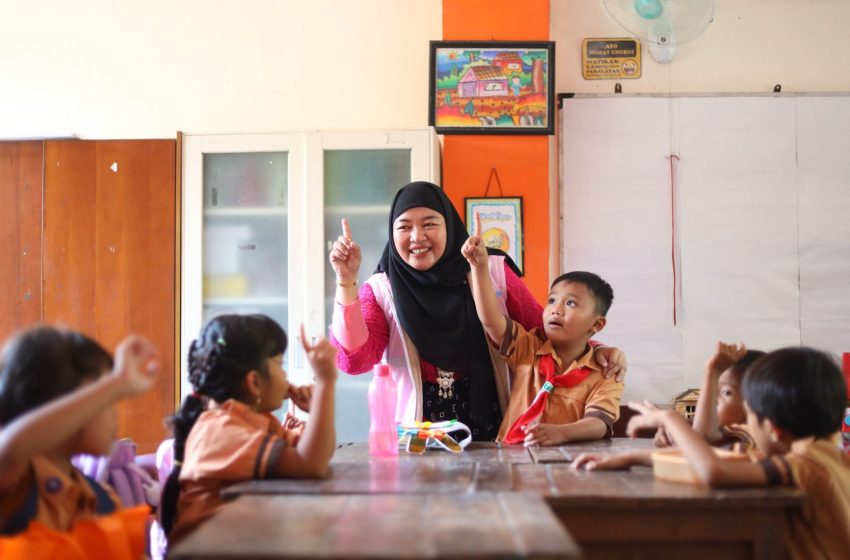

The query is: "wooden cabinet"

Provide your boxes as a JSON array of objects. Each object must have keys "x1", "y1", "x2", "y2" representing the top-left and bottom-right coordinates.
[{"x1": 0, "y1": 139, "x2": 176, "y2": 454}]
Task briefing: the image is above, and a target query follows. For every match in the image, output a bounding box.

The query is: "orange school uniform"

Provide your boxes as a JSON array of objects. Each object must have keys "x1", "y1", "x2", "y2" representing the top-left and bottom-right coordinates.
[
  {"x1": 170, "y1": 399, "x2": 297, "y2": 543},
  {"x1": 0, "y1": 455, "x2": 120, "y2": 534},
  {"x1": 759, "y1": 437, "x2": 850, "y2": 559},
  {"x1": 495, "y1": 318, "x2": 623, "y2": 442}
]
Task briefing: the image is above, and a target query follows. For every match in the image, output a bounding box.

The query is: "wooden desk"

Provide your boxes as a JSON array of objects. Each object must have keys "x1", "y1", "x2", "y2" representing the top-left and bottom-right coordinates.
[
  {"x1": 168, "y1": 492, "x2": 581, "y2": 560},
  {"x1": 178, "y1": 440, "x2": 805, "y2": 560}
]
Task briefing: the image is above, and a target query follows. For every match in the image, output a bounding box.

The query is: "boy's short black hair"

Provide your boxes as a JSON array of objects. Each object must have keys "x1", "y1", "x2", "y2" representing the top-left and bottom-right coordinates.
[
  {"x1": 742, "y1": 347, "x2": 846, "y2": 439},
  {"x1": 550, "y1": 271, "x2": 614, "y2": 316}
]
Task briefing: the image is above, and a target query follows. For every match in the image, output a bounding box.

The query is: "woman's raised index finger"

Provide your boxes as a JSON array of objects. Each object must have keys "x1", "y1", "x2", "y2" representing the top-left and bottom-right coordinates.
[
  {"x1": 474, "y1": 211, "x2": 482, "y2": 237},
  {"x1": 341, "y1": 218, "x2": 352, "y2": 241}
]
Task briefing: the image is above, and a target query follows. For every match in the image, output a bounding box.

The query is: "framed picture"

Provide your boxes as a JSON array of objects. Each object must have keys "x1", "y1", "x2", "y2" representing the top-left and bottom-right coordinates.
[
  {"x1": 429, "y1": 41, "x2": 555, "y2": 135},
  {"x1": 465, "y1": 197, "x2": 524, "y2": 274}
]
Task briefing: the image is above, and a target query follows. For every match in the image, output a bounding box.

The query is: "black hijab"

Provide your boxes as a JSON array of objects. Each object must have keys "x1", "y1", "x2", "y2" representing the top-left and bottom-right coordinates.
[{"x1": 376, "y1": 181, "x2": 513, "y2": 427}]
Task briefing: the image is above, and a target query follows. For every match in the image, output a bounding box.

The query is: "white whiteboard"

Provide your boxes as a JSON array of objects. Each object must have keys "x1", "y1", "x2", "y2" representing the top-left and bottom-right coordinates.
[{"x1": 560, "y1": 95, "x2": 850, "y2": 404}]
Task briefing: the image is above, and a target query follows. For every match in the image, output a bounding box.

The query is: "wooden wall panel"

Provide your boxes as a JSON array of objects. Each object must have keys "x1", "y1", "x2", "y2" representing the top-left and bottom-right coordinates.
[
  {"x1": 94, "y1": 140, "x2": 176, "y2": 453},
  {"x1": 43, "y1": 141, "x2": 98, "y2": 335},
  {"x1": 43, "y1": 139, "x2": 176, "y2": 454},
  {"x1": 0, "y1": 142, "x2": 43, "y2": 342}
]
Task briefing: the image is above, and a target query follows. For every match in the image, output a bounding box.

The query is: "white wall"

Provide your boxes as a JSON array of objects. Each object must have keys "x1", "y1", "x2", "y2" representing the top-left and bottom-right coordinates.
[
  {"x1": 554, "y1": 0, "x2": 850, "y2": 94},
  {"x1": 560, "y1": 95, "x2": 850, "y2": 402},
  {"x1": 0, "y1": 0, "x2": 442, "y2": 139}
]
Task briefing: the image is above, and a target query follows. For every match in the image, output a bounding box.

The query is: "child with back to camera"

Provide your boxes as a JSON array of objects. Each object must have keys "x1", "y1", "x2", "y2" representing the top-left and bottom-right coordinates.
[
  {"x1": 575, "y1": 342, "x2": 765, "y2": 470},
  {"x1": 624, "y1": 347, "x2": 850, "y2": 559},
  {"x1": 161, "y1": 314, "x2": 337, "y2": 544},
  {"x1": 0, "y1": 327, "x2": 158, "y2": 540}
]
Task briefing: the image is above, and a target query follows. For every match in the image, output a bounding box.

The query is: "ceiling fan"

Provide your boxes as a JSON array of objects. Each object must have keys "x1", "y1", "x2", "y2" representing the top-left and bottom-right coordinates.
[{"x1": 601, "y1": 0, "x2": 715, "y2": 63}]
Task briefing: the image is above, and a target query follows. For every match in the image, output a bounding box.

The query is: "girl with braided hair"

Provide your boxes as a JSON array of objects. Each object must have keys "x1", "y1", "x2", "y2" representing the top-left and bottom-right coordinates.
[{"x1": 161, "y1": 314, "x2": 337, "y2": 544}]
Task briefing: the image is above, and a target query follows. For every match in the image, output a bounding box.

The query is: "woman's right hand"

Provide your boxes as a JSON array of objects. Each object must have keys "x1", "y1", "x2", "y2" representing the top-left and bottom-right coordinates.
[{"x1": 329, "y1": 218, "x2": 362, "y2": 284}]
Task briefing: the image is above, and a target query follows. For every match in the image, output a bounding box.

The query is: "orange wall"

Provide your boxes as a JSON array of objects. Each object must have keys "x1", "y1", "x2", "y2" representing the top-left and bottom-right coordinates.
[{"x1": 442, "y1": 0, "x2": 551, "y2": 300}]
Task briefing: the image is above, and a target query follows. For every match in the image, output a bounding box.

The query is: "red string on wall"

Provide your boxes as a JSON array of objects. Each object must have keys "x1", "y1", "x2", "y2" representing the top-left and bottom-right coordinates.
[{"x1": 668, "y1": 154, "x2": 680, "y2": 326}]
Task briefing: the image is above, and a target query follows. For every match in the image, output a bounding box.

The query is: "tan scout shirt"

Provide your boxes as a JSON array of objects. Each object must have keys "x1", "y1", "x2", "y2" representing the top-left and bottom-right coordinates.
[
  {"x1": 759, "y1": 436, "x2": 850, "y2": 559},
  {"x1": 171, "y1": 399, "x2": 296, "y2": 543},
  {"x1": 494, "y1": 318, "x2": 623, "y2": 442}
]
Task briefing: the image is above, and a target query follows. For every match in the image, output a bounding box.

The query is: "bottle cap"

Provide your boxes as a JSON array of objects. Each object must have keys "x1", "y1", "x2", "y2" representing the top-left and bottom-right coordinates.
[{"x1": 375, "y1": 364, "x2": 390, "y2": 377}]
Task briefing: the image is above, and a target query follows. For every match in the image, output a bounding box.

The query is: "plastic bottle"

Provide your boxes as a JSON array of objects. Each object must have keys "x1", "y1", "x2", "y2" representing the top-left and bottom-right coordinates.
[{"x1": 368, "y1": 364, "x2": 399, "y2": 456}]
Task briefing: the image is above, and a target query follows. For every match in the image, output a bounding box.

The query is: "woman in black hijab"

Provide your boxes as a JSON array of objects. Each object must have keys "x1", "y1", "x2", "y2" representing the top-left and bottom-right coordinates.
[{"x1": 329, "y1": 181, "x2": 625, "y2": 440}]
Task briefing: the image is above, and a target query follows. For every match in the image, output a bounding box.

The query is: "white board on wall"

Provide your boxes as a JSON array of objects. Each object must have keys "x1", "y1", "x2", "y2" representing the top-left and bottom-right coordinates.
[{"x1": 560, "y1": 95, "x2": 850, "y2": 404}]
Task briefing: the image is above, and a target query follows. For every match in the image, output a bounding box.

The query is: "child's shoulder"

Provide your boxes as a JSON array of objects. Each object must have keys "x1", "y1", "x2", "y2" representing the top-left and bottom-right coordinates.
[{"x1": 787, "y1": 437, "x2": 850, "y2": 479}]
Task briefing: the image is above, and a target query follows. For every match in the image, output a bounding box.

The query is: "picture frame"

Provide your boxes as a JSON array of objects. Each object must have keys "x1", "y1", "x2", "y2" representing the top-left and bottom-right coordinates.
[
  {"x1": 429, "y1": 41, "x2": 555, "y2": 135},
  {"x1": 465, "y1": 197, "x2": 524, "y2": 274}
]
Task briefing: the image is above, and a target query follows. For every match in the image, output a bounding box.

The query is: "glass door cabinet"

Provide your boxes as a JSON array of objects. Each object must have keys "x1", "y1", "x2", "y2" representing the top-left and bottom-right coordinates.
[{"x1": 181, "y1": 129, "x2": 439, "y2": 440}]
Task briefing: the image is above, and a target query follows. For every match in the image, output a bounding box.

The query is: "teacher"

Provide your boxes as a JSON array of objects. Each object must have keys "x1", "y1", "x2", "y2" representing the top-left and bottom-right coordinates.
[{"x1": 329, "y1": 181, "x2": 625, "y2": 440}]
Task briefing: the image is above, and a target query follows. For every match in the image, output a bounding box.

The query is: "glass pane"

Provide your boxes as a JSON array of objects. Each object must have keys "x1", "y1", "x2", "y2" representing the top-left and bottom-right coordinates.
[
  {"x1": 201, "y1": 152, "x2": 290, "y2": 410},
  {"x1": 203, "y1": 152, "x2": 288, "y2": 208},
  {"x1": 323, "y1": 148, "x2": 411, "y2": 442}
]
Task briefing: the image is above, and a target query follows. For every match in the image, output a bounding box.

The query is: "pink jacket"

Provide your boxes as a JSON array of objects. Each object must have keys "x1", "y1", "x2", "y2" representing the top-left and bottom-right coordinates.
[{"x1": 332, "y1": 256, "x2": 531, "y2": 424}]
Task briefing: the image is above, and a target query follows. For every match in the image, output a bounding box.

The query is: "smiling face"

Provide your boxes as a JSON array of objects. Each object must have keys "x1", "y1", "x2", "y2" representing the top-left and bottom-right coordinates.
[
  {"x1": 717, "y1": 368, "x2": 746, "y2": 426},
  {"x1": 543, "y1": 281, "x2": 605, "y2": 345},
  {"x1": 392, "y1": 206, "x2": 447, "y2": 271}
]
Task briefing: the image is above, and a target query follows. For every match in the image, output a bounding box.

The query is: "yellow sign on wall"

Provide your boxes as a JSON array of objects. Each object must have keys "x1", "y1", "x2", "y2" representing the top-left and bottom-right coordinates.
[{"x1": 582, "y1": 38, "x2": 641, "y2": 80}]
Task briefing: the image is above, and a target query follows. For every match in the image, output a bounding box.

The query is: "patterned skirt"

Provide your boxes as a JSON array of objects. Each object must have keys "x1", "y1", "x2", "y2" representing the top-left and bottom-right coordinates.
[{"x1": 422, "y1": 377, "x2": 501, "y2": 441}]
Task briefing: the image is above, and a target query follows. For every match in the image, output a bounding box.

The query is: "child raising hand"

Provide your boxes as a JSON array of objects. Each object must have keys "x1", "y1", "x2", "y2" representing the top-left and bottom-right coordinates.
[
  {"x1": 0, "y1": 327, "x2": 158, "y2": 536},
  {"x1": 161, "y1": 315, "x2": 337, "y2": 545}
]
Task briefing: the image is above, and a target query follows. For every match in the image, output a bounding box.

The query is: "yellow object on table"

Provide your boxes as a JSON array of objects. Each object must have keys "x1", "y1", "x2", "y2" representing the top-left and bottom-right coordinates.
[{"x1": 652, "y1": 448, "x2": 750, "y2": 485}]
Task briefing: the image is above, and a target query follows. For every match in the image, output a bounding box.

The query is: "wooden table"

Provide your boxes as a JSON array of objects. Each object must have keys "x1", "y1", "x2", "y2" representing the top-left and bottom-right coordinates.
[
  {"x1": 168, "y1": 492, "x2": 580, "y2": 560},
  {"x1": 515, "y1": 441, "x2": 803, "y2": 559},
  {"x1": 171, "y1": 440, "x2": 805, "y2": 560}
]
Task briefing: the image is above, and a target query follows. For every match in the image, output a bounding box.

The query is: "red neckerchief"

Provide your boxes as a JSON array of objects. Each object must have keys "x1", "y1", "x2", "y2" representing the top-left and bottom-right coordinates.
[{"x1": 503, "y1": 354, "x2": 592, "y2": 444}]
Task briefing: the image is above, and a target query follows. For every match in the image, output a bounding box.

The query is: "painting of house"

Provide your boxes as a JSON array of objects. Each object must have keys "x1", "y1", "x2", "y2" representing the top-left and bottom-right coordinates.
[
  {"x1": 457, "y1": 65, "x2": 508, "y2": 98},
  {"x1": 430, "y1": 41, "x2": 554, "y2": 133},
  {"x1": 492, "y1": 51, "x2": 524, "y2": 76},
  {"x1": 672, "y1": 389, "x2": 700, "y2": 421}
]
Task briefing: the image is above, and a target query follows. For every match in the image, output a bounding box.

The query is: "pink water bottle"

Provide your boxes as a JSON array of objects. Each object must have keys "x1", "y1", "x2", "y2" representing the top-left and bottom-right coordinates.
[{"x1": 368, "y1": 364, "x2": 398, "y2": 456}]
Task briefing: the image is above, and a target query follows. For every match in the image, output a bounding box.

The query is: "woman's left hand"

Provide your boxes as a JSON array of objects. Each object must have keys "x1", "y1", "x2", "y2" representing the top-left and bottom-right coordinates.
[{"x1": 594, "y1": 346, "x2": 628, "y2": 382}]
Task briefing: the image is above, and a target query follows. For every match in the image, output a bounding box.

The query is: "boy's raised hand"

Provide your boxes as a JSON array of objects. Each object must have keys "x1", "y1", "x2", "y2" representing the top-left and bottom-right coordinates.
[
  {"x1": 300, "y1": 325, "x2": 338, "y2": 383},
  {"x1": 112, "y1": 335, "x2": 159, "y2": 396},
  {"x1": 461, "y1": 211, "x2": 488, "y2": 268},
  {"x1": 705, "y1": 341, "x2": 746, "y2": 376},
  {"x1": 329, "y1": 218, "x2": 361, "y2": 283}
]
